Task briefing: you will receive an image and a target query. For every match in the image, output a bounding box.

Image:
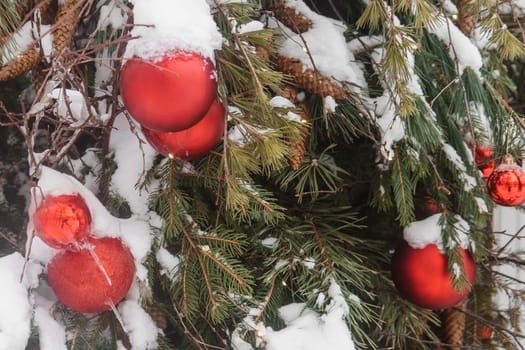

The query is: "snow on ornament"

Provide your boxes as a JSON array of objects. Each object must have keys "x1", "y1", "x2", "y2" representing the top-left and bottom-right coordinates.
[
  {"x1": 391, "y1": 241, "x2": 476, "y2": 309},
  {"x1": 142, "y1": 99, "x2": 225, "y2": 160},
  {"x1": 47, "y1": 237, "x2": 135, "y2": 314},
  {"x1": 120, "y1": 51, "x2": 217, "y2": 132},
  {"x1": 486, "y1": 155, "x2": 525, "y2": 207},
  {"x1": 34, "y1": 194, "x2": 91, "y2": 249}
]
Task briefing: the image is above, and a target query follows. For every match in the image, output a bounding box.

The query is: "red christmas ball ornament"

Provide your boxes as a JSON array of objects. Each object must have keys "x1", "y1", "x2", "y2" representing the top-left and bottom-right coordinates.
[
  {"x1": 120, "y1": 51, "x2": 217, "y2": 132},
  {"x1": 142, "y1": 100, "x2": 225, "y2": 160},
  {"x1": 415, "y1": 195, "x2": 440, "y2": 219},
  {"x1": 34, "y1": 194, "x2": 91, "y2": 249},
  {"x1": 47, "y1": 237, "x2": 135, "y2": 313},
  {"x1": 474, "y1": 145, "x2": 495, "y2": 178},
  {"x1": 487, "y1": 155, "x2": 525, "y2": 206},
  {"x1": 480, "y1": 325, "x2": 493, "y2": 340},
  {"x1": 391, "y1": 241, "x2": 476, "y2": 309}
]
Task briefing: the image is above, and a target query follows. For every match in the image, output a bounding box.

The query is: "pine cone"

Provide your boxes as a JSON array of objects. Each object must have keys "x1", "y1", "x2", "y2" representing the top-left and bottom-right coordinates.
[
  {"x1": 269, "y1": 0, "x2": 313, "y2": 34},
  {"x1": 0, "y1": 47, "x2": 41, "y2": 81},
  {"x1": 281, "y1": 84, "x2": 298, "y2": 101},
  {"x1": 255, "y1": 46, "x2": 271, "y2": 62},
  {"x1": 456, "y1": 0, "x2": 476, "y2": 37},
  {"x1": 16, "y1": 0, "x2": 54, "y2": 23},
  {"x1": 53, "y1": 0, "x2": 81, "y2": 62},
  {"x1": 276, "y1": 55, "x2": 348, "y2": 99},
  {"x1": 438, "y1": 299, "x2": 468, "y2": 350},
  {"x1": 289, "y1": 99, "x2": 310, "y2": 171},
  {"x1": 32, "y1": 60, "x2": 52, "y2": 98},
  {"x1": 36, "y1": 0, "x2": 56, "y2": 24}
]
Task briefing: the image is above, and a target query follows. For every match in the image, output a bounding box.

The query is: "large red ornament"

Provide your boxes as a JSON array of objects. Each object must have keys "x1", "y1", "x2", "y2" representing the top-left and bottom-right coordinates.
[
  {"x1": 120, "y1": 51, "x2": 217, "y2": 132},
  {"x1": 142, "y1": 100, "x2": 225, "y2": 160},
  {"x1": 34, "y1": 194, "x2": 91, "y2": 249},
  {"x1": 474, "y1": 145, "x2": 495, "y2": 178},
  {"x1": 391, "y1": 241, "x2": 476, "y2": 309},
  {"x1": 47, "y1": 237, "x2": 135, "y2": 313},
  {"x1": 487, "y1": 156, "x2": 525, "y2": 206}
]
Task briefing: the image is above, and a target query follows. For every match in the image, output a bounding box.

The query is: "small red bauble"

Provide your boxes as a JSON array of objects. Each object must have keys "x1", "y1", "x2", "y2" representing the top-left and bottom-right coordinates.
[
  {"x1": 391, "y1": 241, "x2": 476, "y2": 309},
  {"x1": 120, "y1": 51, "x2": 217, "y2": 132},
  {"x1": 474, "y1": 145, "x2": 495, "y2": 178},
  {"x1": 142, "y1": 100, "x2": 225, "y2": 160},
  {"x1": 487, "y1": 156, "x2": 525, "y2": 206},
  {"x1": 480, "y1": 325, "x2": 492, "y2": 340},
  {"x1": 415, "y1": 195, "x2": 440, "y2": 219},
  {"x1": 47, "y1": 237, "x2": 135, "y2": 313},
  {"x1": 34, "y1": 194, "x2": 91, "y2": 249}
]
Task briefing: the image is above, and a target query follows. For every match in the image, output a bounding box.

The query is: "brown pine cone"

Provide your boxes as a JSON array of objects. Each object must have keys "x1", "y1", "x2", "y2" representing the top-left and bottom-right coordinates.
[
  {"x1": 269, "y1": 0, "x2": 313, "y2": 34},
  {"x1": 0, "y1": 47, "x2": 41, "y2": 81},
  {"x1": 288, "y1": 114, "x2": 309, "y2": 170},
  {"x1": 281, "y1": 84, "x2": 298, "y2": 101},
  {"x1": 456, "y1": 0, "x2": 476, "y2": 37},
  {"x1": 53, "y1": 0, "x2": 81, "y2": 62},
  {"x1": 437, "y1": 299, "x2": 468, "y2": 350},
  {"x1": 276, "y1": 55, "x2": 348, "y2": 99},
  {"x1": 255, "y1": 46, "x2": 271, "y2": 62},
  {"x1": 32, "y1": 60, "x2": 52, "y2": 98},
  {"x1": 286, "y1": 84, "x2": 310, "y2": 171},
  {"x1": 36, "y1": 0, "x2": 56, "y2": 24}
]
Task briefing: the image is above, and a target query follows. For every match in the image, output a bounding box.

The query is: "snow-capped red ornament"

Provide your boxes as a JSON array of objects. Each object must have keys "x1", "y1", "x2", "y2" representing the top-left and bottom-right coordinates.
[
  {"x1": 142, "y1": 100, "x2": 225, "y2": 160},
  {"x1": 34, "y1": 194, "x2": 91, "y2": 249},
  {"x1": 120, "y1": 51, "x2": 217, "y2": 132},
  {"x1": 487, "y1": 155, "x2": 525, "y2": 206},
  {"x1": 47, "y1": 237, "x2": 135, "y2": 313},
  {"x1": 474, "y1": 145, "x2": 495, "y2": 178},
  {"x1": 391, "y1": 241, "x2": 476, "y2": 309}
]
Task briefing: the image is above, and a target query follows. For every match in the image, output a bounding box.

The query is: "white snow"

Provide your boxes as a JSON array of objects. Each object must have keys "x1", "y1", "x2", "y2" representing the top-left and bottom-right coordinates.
[
  {"x1": 403, "y1": 213, "x2": 471, "y2": 251},
  {"x1": 324, "y1": 96, "x2": 338, "y2": 113},
  {"x1": 442, "y1": 143, "x2": 477, "y2": 191},
  {"x1": 269, "y1": 96, "x2": 295, "y2": 109},
  {"x1": 0, "y1": 253, "x2": 42, "y2": 350},
  {"x1": 49, "y1": 89, "x2": 96, "y2": 127},
  {"x1": 124, "y1": 0, "x2": 222, "y2": 61},
  {"x1": 227, "y1": 123, "x2": 273, "y2": 146},
  {"x1": 470, "y1": 102, "x2": 493, "y2": 142},
  {"x1": 2, "y1": 21, "x2": 52, "y2": 65},
  {"x1": 109, "y1": 114, "x2": 158, "y2": 215},
  {"x1": 97, "y1": 3, "x2": 127, "y2": 30},
  {"x1": 261, "y1": 237, "x2": 278, "y2": 249},
  {"x1": 428, "y1": 15, "x2": 483, "y2": 76},
  {"x1": 237, "y1": 20, "x2": 265, "y2": 34},
  {"x1": 264, "y1": 279, "x2": 356, "y2": 350},
  {"x1": 156, "y1": 247, "x2": 180, "y2": 279},
  {"x1": 373, "y1": 95, "x2": 405, "y2": 160},
  {"x1": 301, "y1": 257, "x2": 316, "y2": 269},
  {"x1": 273, "y1": 0, "x2": 366, "y2": 91},
  {"x1": 34, "y1": 295, "x2": 67, "y2": 350},
  {"x1": 118, "y1": 300, "x2": 159, "y2": 350},
  {"x1": 269, "y1": 96, "x2": 303, "y2": 122}
]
